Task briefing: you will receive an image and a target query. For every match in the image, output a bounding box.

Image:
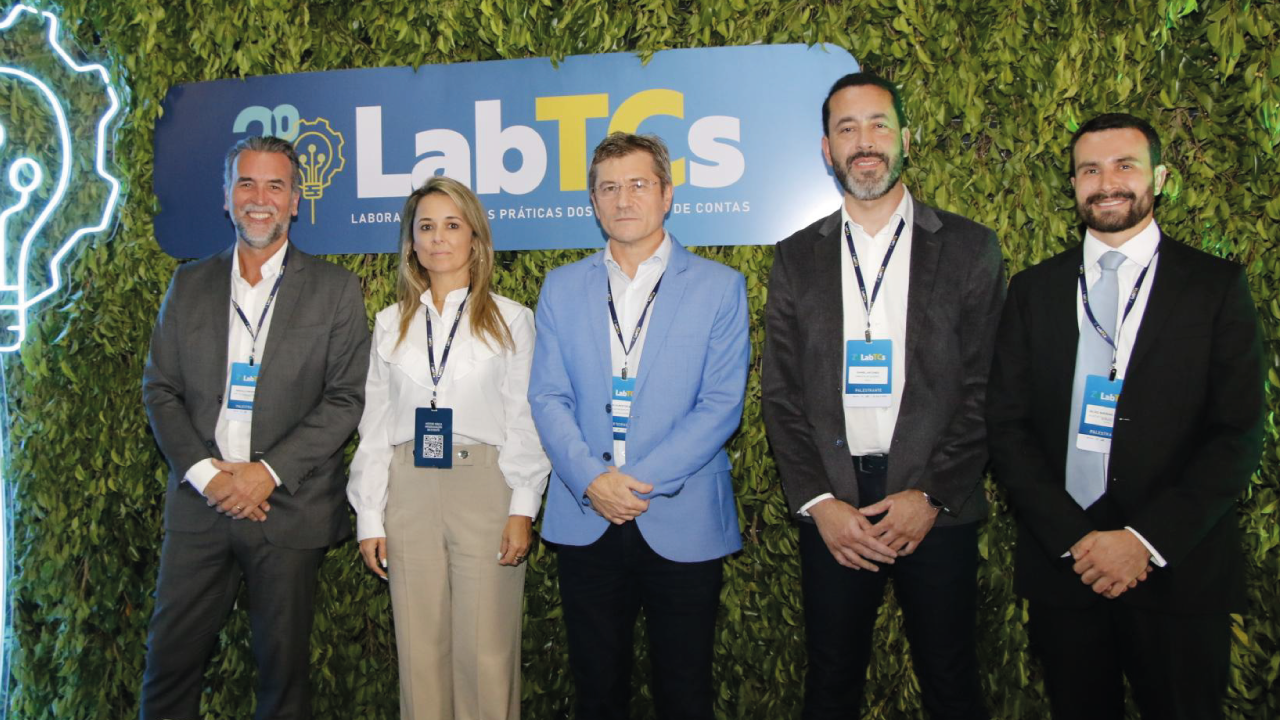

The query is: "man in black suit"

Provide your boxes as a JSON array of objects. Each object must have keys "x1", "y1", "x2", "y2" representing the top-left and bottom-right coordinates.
[
  {"x1": 140, "y1": 136, "x2": 370, "y2": 720},
  {"x1": 986, "y1": 113, "x2": 1263, "y2": 720},
  {"x1": 762, "y1": 72, "x2": 1005, "y2": 720}
]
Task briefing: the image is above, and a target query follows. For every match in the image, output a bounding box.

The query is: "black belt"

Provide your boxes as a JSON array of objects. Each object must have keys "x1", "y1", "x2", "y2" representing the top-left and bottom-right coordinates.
[{"x1": 851, "y1": 454, "x2": 889, "y2": 474}]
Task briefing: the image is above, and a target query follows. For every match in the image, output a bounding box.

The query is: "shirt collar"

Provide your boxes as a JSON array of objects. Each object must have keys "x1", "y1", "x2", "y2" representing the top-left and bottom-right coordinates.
[
  {"x1": 604, "y1": 231, "x2": 672, "y2": 276},
  {"x1": 418, "y1": 285, "x2": 471, "y2": 316},
  {"x1": 840, "y1": 187, "x2": 914, "y2": 240},
  {"x1": 231, "y1": 240, "x2": 289, "y2": 284},
  {"x1": 1083, "y1": 219, "x2": 1161, "y2": 270}
]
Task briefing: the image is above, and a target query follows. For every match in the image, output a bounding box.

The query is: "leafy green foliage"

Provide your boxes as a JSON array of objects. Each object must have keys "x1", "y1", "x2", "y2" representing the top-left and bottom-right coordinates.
[{"x1": 3, "y1": 0, "x2": 1277, "y2": 718}]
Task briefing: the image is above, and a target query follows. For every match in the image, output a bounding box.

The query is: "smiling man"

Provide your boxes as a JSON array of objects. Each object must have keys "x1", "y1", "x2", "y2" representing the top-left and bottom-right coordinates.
[
  {"x1": 529, "y1": 132, "x2": 749, "y2": 720},
  {"x1": 762, "y1": 72, "x2": 1005, "y2": 720},
  {"x1": 140, "y1": 136, "x2": 370, "y2": 720},
  {"x1": 986, "y1": 114, "x2": 1264, "y2": 719}
]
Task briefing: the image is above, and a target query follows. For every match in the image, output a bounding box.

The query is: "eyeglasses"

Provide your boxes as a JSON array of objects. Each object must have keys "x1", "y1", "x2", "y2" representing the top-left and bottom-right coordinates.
[{"x1": 594, "y1": 178, "x2": 660, "y2": 198}]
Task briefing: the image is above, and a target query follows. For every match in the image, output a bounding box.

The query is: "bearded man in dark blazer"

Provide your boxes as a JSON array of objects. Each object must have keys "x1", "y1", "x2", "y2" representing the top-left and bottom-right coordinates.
[
  {"x1": 140, "y1": 136, "x2": 370, "y2": 720},
  {"x1": 986, "y1": 113, "x2": 1263, "y2": 720},
  {"x1": 762, "y1": 72, "x2": 1005, "y2": 720}
]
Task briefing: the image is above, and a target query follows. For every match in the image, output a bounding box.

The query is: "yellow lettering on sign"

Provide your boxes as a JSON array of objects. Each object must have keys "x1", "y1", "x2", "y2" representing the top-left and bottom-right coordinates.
[
  {"x1": 536, "y1": 93, "x2": 610, "y2": 191},
  {"x1": 608, "y1": 89, "x2": 686, "y2": 186}
]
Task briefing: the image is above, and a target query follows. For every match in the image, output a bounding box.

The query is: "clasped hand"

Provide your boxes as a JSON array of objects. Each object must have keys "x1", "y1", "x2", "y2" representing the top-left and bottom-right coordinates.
[
  {"x1": 1070, "y1": 529, "x2": 1153, "y2": 599},
  {"x1": 810, "y1": 491, "x2": 938, "y2": 571},
  {"x1": 204, "y1": 459, "x2": 275, "y2": 522},
  {"x1": 585, "y1": 466, "x2": 652, "y2": 524}
]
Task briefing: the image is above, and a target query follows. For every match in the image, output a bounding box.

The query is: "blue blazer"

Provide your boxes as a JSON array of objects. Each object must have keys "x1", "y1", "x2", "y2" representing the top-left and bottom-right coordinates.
[{"x1": 529, "y1": 238, "x2": 749, "y2": 562}]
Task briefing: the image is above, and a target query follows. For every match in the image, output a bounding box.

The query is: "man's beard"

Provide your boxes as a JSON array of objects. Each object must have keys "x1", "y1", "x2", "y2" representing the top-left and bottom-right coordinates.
[
  {"x1": 833, "y1": 149, "x2": 904, "y2": 201},
  {"x1": 1077, "y1": 187, "x2": 1154, "y2": 234},
  {"x1": 232, "y1": 207, "x2": 289, "y2": 249}
]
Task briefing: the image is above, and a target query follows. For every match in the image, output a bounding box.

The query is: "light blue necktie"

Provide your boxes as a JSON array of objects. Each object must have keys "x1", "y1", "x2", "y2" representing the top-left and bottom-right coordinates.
[{"x1": 1065, "y1": 250, "x2": 1125, "y2": 508}]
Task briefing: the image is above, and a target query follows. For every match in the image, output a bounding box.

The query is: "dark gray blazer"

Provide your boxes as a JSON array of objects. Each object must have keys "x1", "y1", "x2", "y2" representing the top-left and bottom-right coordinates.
[
  {"x1": 762, "y1": 199, "x2": 1006, "y2": 526},
  {"x1": 142, "y1": 244, "x2": 371, "y2": 549}
]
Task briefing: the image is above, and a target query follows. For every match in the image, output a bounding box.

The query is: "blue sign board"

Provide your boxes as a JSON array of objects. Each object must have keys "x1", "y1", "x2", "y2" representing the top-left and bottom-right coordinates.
[{"x1": 154, "y1": 44, "x2": 857, "y2": 258}]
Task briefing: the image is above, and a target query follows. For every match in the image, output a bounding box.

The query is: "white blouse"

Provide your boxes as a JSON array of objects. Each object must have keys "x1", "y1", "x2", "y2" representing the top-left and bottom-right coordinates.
[{"x1": 347, "y1": 287, "x2": 551, "y2": 541}]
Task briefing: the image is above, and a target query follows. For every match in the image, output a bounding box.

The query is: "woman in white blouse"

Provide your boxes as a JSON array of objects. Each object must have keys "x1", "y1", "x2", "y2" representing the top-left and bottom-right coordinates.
[{"x1": 347, "y1": 176, "x2": 549, "y2": 720}]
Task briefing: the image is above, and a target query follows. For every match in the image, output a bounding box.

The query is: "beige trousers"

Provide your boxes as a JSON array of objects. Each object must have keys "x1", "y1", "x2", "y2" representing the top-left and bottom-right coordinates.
[{"x1": 386, "y1": 442, "x2": 525, "y2": 720}]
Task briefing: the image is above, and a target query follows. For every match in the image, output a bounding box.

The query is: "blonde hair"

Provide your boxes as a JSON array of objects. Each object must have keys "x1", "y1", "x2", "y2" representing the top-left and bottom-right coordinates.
[{"x1": 394, "y1": 176, "x2": 514, "y2": 353}]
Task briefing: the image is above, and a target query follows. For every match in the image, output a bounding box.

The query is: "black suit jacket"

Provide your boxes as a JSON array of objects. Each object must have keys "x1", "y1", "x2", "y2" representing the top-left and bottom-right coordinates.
[
  {"x1": 142, "y1": 244, "x2": 371, "y2": 549},
  {"x1": 763, "y1": 200, "x2": 1007, "y2": 526},
  {"x1": 986, "y1": 236, "x2": 1263, "y2": 612}
]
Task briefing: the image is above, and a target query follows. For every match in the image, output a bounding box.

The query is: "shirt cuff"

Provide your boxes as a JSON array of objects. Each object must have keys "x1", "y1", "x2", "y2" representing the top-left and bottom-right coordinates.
[
  {"x1": 260, "y1": 460, "x2": 283, "y2": 488},
  {"x1": 798, "y1": 493, "x2": 835, "y2": 517},
  {"x1": 508, "y1": 487, "x2": 543, "y2": 519},
  {"x1": 356, "y1": 512, "x2": 387, "y2": 542},
  {"x1": 1124, "y1": 527, "x2": 1168, "y2": 567},
  {"x1": 184, "y1": 458, "x2": 219, "y2": 496}
]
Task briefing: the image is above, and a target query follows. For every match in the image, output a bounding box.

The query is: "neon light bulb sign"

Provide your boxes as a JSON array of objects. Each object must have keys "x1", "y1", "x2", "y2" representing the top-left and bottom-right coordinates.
[{"x1": 0, "y1": 5, "x2": 122, "y2": 715}]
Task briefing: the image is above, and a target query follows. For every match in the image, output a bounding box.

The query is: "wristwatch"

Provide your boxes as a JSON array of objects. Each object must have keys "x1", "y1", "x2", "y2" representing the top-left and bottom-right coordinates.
[{"x1": 920, "y1": 490, "x2": 948, "y2": 513}]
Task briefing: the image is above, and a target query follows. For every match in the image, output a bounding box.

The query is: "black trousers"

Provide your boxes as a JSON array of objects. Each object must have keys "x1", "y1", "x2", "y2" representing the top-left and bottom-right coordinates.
[
  {"x1": 1029, "y1": 601, "x2": 1230, "y2": 720},
  {"x1": 139, "y1": 516, "x2": 325, "y2": 720},
  {"x1": 556, "y1": 521, "x2": 725, "y2": 720},
  {"x1": 799, "y1": 463, "x2": 987, "y2": 720}
]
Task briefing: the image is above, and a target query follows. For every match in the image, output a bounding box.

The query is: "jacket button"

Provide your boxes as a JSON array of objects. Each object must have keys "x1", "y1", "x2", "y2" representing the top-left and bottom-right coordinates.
[
  {"x1": 602, "y1": 452, "x2": 612, "y2": 462},
  {"x1": 216, "y1": 394, "x2": 223, "y2": 404},
  {"x1": 835, "y1": 439, "x2": 845, "y2": 448},
  {"x1": 205, "y1": 440, "x2": 215, "y2": 448},
  {"x1": 605, "y1": 403, "x2": 612, "y2": 414}
]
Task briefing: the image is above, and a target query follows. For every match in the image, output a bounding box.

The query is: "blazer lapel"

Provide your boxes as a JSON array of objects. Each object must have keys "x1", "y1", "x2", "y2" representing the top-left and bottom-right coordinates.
[
  {"x1": 633, "y1": 239, "x2": 691, "y2": 397},
  {"x1": 208, "y1": 247, "x2": 234, "y2": 391},
  {"x1": 903, "y1": 204, "x2": 943, "y2": 368},
  {"x1": 1125, "y1": 235, "x2": 1186, "y2": 373},
  {"x1": 809, "y1": 212, "x2": 846, "y2": 432},
  {"x1": 1047, "y1": 246, "x2": 1084, "y2": 389},
  {"x1": 585, "y1": 252, "x2": 614, "y2": 396},
  {"x1": 256, "y1": 245, "x2": 308, "y2": 372}
]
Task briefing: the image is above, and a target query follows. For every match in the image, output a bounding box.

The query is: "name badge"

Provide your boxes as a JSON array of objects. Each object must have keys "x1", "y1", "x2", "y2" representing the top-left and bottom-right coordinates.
[
  {"x1": 612, "y1": 376, "x2": 636, "y2": 441},
  {"x1": 414, "y1": 407, "x2": 453, "y2": 468},
  {"x1": 1076, "y1": 375, "x2": 1122, "y2": 453},
  {"x1": 226, "y1": 362, "x2": 259, "y2": 422},
  {"x1": 844, "y1": 339, "x2": 893, "y2": 408}
]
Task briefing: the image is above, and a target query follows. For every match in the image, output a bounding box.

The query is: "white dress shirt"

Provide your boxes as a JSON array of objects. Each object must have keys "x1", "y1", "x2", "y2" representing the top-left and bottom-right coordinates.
[
  {"x1": 184, "y1": 241, "x2": 286, "y2": 494},
  {"x1": 605, "y1": 233, "x2": 672, "y2": 467},
  {"x1": 799, "y1": 191, "x2": 914, "y2": 515},
  {"x1": 347, "y1": 288, "x2": 551, "y2": 541},
  {"x1": 1076, "y1": 220, "x2": 1167, "y2": 566}
]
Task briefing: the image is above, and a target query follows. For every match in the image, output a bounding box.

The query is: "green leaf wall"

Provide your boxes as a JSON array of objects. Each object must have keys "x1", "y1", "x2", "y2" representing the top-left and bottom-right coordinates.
[{"x1": 2, "y1": 0, "x2": 1277, "y2": 718}]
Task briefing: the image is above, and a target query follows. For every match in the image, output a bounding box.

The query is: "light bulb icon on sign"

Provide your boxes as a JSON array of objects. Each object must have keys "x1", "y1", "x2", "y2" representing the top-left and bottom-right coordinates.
[{"x1": 294, "y1": 117, "x2": 345, "y2": 224}]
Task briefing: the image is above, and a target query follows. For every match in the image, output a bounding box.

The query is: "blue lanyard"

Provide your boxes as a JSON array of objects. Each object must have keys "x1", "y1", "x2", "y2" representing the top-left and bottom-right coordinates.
[
  {"x1": 844, "y1": 218, "x2": 906, "y2": 342},
  {"x1": 230, "y1": 246, "x2": 289, "y2": 366},
  {"x1": 607, "y1": 272, "x2": 664, "y2": 380},
  {"x1": 1078, "y1": 247, "x2": 1158, "y2": 381},
  {"x1": 426, "y1": 290, "x2": 469, "y2": 409}
]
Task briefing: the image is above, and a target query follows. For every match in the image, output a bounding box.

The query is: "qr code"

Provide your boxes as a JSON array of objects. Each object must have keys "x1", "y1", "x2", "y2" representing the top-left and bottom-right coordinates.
[{"x1": 421, "y1": 434, "x2": 444, "y2": 459}]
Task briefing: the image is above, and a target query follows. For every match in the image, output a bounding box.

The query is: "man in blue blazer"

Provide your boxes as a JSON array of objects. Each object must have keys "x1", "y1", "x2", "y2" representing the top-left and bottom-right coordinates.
[{"x1": 529, "y1": 132, "x2": 749, "y2": 720}]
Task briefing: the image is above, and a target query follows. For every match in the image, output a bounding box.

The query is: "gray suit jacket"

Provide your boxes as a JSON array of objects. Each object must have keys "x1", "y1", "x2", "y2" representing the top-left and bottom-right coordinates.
[
  {"x1": 762, "y1": 200, "x2": 1006, "y2": 526},
  {"x1": 143, "y1": 244, "x2": 371, "y2": 548}
]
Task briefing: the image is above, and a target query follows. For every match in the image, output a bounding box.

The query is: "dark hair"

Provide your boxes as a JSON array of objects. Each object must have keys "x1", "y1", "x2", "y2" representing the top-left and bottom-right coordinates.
[
  {"x1": 1069, "y1": 113, "x2": 1162, "y2": 174},
  {"x1": 224, "y1": 135, "x2": 302, "y2": 194},
  {"x1": 588, "y1": 132, "x2": 673, "y2": 193},
  {"x1": 822, "y1": 72, "x2": 907, "y2": 135}
]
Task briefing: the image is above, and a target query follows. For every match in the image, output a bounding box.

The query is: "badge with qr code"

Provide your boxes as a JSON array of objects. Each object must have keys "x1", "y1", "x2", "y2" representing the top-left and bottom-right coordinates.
[{"x1": 414, "y1": 407, "x2": 453, "y2": 468}]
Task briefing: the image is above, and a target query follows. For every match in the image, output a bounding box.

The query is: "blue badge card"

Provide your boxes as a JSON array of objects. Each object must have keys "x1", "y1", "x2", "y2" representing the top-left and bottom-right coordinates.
[
  {"x1": 612, "y1": 376, "x2": 636, "y2": 441},
  {"x1": 844, "y1": 339, "x2": 893, "y2": 407},
  {"x1": 1077, "y1": 375, "x2": 1123, "y2": 453},
  {"x1": 414, "y1": 407, "x2": 453, "y2": 468},
  {"x1": 226, "y1": 362, "x2": 259, "y2": 422}
]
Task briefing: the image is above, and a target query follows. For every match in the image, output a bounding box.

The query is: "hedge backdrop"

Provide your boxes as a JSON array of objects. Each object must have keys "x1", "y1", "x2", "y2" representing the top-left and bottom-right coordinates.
[{"x1": 0, "y1": 0, "x2": 1276, "y2": 718}]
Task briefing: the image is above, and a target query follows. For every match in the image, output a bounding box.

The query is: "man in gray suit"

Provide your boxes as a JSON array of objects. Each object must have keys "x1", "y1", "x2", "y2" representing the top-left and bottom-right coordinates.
[
  {"x1": 762, "y1": 73, "x2": 1005, "y2": 719},
  {"x1": 140, "y1": 136, "x2": 370, "y2": 720}
]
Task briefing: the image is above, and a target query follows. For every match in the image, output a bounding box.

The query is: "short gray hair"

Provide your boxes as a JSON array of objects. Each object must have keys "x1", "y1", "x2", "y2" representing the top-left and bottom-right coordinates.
[
  {"x1": 588, "y1": 132, "x2": 672, "y2": 194},
  {"x1": 223, "y1": 136, "x2": 302, "y2": 194}
]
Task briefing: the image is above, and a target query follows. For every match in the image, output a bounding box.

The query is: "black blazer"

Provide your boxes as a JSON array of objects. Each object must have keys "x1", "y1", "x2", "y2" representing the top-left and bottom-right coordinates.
[
  {"x1": 986, "y1": 236, "x2": 1263, "y2": 612},
  {"x1": 763, "y1": 199, "x2": 1007, "y2": 526},
  {"x1": 142, "y1": 245, "x2": 371, "y2": 549}
]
